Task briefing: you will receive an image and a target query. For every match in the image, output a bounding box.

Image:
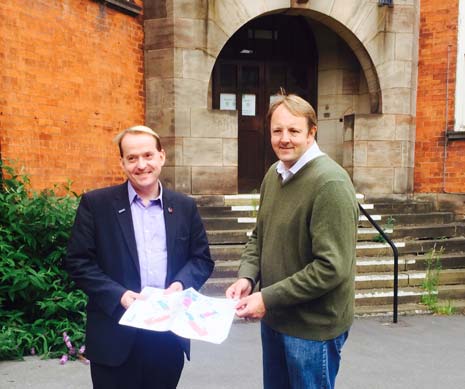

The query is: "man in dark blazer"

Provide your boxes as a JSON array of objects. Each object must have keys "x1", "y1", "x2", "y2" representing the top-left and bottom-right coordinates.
[{"x1": 65, "y1": 125, "x2": 214, "y2": 389}]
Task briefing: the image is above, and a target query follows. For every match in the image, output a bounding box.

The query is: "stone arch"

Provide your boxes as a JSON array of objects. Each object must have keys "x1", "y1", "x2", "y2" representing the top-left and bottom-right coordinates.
[{"x1": 205, "y1": 1, "x2": 382, "y2": 113}]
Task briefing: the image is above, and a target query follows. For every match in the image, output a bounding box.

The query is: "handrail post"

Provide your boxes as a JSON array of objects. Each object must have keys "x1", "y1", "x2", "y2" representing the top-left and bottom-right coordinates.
[{"x1": 358, "y1": 203, "x2": 399, "y2": 323}]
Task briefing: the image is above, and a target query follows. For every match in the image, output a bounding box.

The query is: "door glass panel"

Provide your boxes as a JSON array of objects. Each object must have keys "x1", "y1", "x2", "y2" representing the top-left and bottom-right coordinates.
[
  {"x1": 220, "y1": 64, "x2": 236, "y2": 87},
  {"x1": 241, "y1": 66, "x2": 259, "y2": 87}
]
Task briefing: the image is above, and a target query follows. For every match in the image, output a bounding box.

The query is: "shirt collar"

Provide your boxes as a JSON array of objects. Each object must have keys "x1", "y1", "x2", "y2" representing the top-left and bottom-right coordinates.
[
  {"x1": 276, "y1": 141, "x2": 325, "y2": 179},
  {"x1": 127, "y1": 181, "x2": 164, "y2": 208}
]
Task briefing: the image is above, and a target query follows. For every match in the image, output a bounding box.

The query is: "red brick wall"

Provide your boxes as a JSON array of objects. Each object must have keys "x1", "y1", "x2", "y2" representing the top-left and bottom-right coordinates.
[
  {"x1": 0, "y1": 0, "x2": 144, "y2": 194},
  {"x1": 415, "y1": 0, "x2": 465, "y2": 193}
]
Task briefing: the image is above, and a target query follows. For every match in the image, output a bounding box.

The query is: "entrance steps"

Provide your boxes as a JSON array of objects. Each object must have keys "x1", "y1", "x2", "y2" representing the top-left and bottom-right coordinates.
[{"x1": 194, "y1": 194, "x2": 465, "y2": 316}]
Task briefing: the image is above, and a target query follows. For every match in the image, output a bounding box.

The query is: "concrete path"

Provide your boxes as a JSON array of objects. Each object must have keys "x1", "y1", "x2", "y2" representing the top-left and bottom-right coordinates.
[{"x1": 1, "y1": 315, "x2": 464, "y2": 388}]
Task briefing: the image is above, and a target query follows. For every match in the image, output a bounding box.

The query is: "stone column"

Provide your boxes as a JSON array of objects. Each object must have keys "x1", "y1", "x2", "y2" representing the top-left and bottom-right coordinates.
[
  {"x1": 144, "y1": 0, "x2": 238, "y2": 194},
  {"x1": 344, "y1": 113, "x2": 414, "y2": 195}
]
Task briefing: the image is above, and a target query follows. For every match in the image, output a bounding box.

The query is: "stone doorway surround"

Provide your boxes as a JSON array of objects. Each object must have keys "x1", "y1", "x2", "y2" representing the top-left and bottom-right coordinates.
[{"x1": 143, "y1": 0, "x2": 418, "y2": 196}]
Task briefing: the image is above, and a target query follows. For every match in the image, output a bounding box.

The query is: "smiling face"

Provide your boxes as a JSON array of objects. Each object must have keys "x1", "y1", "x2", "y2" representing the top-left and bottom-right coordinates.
[
  {"x1": 270, "y1": 104, "x2": 316, "y2": 169},
  {"x1": 120, "y1": 132, "x2": 166, "y2": 199}
]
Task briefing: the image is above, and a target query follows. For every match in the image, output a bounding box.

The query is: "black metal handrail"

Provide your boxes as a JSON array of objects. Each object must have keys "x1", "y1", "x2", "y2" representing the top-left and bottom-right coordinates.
[{"x1": 358, "y1": 203, "x2": 399, "y2": 323}]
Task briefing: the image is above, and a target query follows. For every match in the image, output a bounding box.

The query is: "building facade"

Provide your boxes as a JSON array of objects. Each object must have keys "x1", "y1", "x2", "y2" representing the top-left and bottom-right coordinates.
[
  {"x1": 0, "y1": 0, "x2": 145, "y2": 193},
  {"x1": 1, "y1": 0, "x2": 464, "y2": 210}
]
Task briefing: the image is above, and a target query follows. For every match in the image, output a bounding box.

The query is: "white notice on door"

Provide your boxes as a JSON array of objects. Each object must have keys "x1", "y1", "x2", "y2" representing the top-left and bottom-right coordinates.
[
  {"x1": 242, "y1": 94, "x2": 256, "y2": 116},
  {"x1": 220, "y1": 93, "x2": 236, "y2": 110}
]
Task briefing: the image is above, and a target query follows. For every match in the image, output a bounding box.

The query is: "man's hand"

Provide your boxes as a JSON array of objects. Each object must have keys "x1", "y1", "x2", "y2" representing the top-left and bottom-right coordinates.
[
  {"x1": 225, "y1": 278, "x2": 253, "y2": 300},
  {"x1": 120, "y1": 290, "x2": 141, "y2": 309},
  {"x1": 235, "y1": 292, "x2": 266, "y2": 319},
  {"x1": 165, "y1": 281, "x2": 184, "y2": 294}
]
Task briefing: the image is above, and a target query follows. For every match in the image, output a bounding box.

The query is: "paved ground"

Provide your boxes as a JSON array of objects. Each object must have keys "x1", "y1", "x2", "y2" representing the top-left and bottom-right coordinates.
[{"x1": 1, "y1": 314, "x2": 464, "y2": 388}]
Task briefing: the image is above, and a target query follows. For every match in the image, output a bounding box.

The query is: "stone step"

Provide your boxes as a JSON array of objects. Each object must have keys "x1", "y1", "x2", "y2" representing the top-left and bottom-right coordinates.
[
  {"x1": 211, "y1": 252, "x2": 465, "y2": 279},
  {"x1": 211, "y1": 260, "x2": 241, "y2": 278},
  {"x1": 206, "y1": 224, "x2": 462, "y2": 246},
  {"x1": 356, "y1": 252, "x2": 465, "y2": 273},
  {"x1": 204, "y1": 213, "x2": 454, "y2": 230},
  {"x1": 435, "y1": 298, "x2": 465, "y2": 314},
  {"x1": 208, "y1": 237, "x2": 465, "y2": 262},
  {"x1": 208, "y1": 264, "x2": 465, "y2": 291},
  {"x1": 368, "y1": 201, "x2": 434, "y2": 215},
  {"x1": 357, "y1": 212, "x2": 454, "y2": 228},
  {"x1": 355, "y1": 302, "x2": 430, "y2": 317},
  {"x1": 401, "y1": 237, "x2": 465, "y2": 255},
  {"x1": 355, "y1": 268, "x2": 465, "y2": 290},
  {"x1": 437, "y1": 283, "x2": 465, "y2": 300},
  {"x1": 356, "y1": 298, "x2": 465, "y2": 316},
  {"x1": 199, "y1": 206, "x2": 258, "y2": 218},
  {"x1": 208, "y1": 242, "x2": 407, "y2": 261},
  {"x1": 355, "y1": 284, "x2": 465, "y2": 306},
  {"x1": 201, "y1": 277, "x2": 237, "y2": 296},
  {"x1": 207, "y1": 230, "x2": 249, "y2": 245},
  {"x1": 355, "y1": 287, "x2": 425, "y2": 306},
  {"x1": 223, "y1": 194, "x2": 260, "y2": 206},
  {"x1": 203, "y1": 217, "x2": 255, "y2": 230},
  {"x1": 380, "y1": 223, "x2": 460, "y2": 240}
]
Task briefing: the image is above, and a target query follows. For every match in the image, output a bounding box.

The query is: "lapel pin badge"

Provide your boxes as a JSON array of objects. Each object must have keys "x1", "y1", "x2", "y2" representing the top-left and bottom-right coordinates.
[
  {"x1": 168, "y1": 207, "x2": 173, "y2": 214},
  {"x1": 118, "y1": 208, "x2": 126, "y2": 214}
]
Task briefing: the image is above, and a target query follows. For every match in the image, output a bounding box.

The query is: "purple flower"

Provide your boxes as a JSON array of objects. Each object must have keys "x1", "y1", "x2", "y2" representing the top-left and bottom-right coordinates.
[
  {"x1": 30, "y1": 347, "x2": 36, "y2": 355},
  {"x1": 79, "y1": 345, "x2": 86, "y2": 354},
  {"x1": 59, "y1": 354, "x2": 68, "y2": 365}
]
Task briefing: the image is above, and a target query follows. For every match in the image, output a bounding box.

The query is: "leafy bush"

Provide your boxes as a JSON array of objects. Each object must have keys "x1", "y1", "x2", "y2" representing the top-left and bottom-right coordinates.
[{"x1": 0, "y1": 162, "x2": 86, "y2": 360}]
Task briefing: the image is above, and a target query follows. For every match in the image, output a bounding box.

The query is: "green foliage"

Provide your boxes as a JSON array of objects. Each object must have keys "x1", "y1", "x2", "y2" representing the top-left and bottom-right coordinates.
[
  {"x1": 372, "y1": 216, "x2": 395, "y2": 243},
  {"x1": 0, "y1": 161, "x2": 86, "y2": 360},
  {"x1": 420, "y1": 246, "x2": 456, "y2": 315}
]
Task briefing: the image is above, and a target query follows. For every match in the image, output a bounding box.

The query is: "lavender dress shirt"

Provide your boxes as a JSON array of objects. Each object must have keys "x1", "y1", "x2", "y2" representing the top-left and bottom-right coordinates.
[{"x1": 128, "y1": 181, "x2": 167, "y2": 289}]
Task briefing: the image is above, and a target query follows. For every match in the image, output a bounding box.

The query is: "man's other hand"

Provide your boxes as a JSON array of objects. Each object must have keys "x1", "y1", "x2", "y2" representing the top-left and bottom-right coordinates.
[
  {"x1": 164, "y1": 281, "x2": 184, "y2": 294},
  {"x1": 120, "y1": 290, "x2": 141, "y2": 309},
  {"x1": 235, "y1": 292, "x2": 266, "y2": 319},
  {"x1": 225, "y1": 278, "x2": 253, "y2": 300}
]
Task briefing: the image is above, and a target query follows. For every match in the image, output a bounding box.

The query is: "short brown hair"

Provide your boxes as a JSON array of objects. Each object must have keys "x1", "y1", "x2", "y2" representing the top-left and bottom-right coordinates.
[
  {"x1": 114, "y1": 125, "x2": 163, "y2": 156},
  {"x1": 267, "y1": 92, "x2": 317, "y2": 130}
]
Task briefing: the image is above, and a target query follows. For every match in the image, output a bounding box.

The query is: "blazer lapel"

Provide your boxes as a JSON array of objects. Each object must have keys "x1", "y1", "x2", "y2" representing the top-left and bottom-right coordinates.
[
  {"x1": 113, "y1": 184, "x2": 140, "y2": 274},
  {"x1": 163, "y1": 189, "x2": 177, "y2": 282}
]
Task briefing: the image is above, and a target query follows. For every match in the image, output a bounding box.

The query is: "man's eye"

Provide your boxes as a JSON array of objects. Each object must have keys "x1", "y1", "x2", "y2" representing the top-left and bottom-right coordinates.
[
  {"x1": 144, "y1": 153, "x2": 154, "y2": 160},
  {"x1": 127, "y1": 156, "x2": 136, "y2": 162}
]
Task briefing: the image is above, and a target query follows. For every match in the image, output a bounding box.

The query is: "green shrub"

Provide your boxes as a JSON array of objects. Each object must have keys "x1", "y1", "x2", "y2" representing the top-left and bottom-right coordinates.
[
  {"x1": 0, "y1": 161, "x2": 86, "y2": 360},
  {"x1": 420, "y1": 245, "x2": 456, "y2": 315}
]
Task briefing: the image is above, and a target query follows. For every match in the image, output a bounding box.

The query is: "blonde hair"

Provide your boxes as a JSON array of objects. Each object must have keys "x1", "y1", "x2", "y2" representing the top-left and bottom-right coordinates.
[
  {"x1": 114, "y1": 125, "x2": 163, "y2": 156},
  {"x1": 267, "y1": 92, "x2": 317, "y2": 130}
]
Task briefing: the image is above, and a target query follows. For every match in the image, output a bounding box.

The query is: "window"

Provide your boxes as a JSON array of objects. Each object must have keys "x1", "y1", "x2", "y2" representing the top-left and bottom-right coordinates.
[{"x1": 95, "y1": 0, "x2": 142, "y2": 16}]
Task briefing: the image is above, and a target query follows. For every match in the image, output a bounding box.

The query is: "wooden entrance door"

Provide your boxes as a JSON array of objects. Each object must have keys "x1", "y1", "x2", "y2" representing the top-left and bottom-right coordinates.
[{"x1": 212, "y1": 15, "x2": 318, "y2": 192}]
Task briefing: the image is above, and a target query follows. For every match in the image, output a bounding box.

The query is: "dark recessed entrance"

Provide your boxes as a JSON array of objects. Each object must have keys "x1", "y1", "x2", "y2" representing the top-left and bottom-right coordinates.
[{"x1": 212, "y1": 14, "x2": 318, "y2": 192}]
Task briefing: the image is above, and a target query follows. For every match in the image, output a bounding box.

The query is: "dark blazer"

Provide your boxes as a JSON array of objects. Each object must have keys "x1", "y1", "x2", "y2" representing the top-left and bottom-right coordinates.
[{"x1": 65, "y1": 182, "x2": 214, "y2": 366}]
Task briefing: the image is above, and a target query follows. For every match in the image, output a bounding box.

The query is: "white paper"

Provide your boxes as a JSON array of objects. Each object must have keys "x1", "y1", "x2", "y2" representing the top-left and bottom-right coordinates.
[
  {"x1": 242, "y1": 94, "x2": 256, "y2": 116},
  {"x1": 119, "y1": 287, "x2": 237, "y2": 344},
  {"x1": 220, "y1": 93, "x2": 236, "y2": 110}
]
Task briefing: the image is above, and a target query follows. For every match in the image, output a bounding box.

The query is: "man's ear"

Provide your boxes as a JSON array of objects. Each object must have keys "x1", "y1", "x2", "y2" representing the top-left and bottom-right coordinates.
[
  {"x1": 160, "y1": 149, "x2": 166, "y2": 166},
  {"x1": 309, "y1": 126, "x2": 317, "y2": 138}
]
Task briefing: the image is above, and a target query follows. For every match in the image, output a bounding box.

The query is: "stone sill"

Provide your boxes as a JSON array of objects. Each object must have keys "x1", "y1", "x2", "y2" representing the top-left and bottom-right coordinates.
[
  {"x1": 96, "y1": 0, "x2": 142, "y2": 16},
  {"x1": 447, "y1": 131, "x2": 465, "y2": 141}
]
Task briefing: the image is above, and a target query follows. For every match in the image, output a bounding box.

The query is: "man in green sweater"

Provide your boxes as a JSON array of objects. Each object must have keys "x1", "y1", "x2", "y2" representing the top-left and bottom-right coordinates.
[{"x1": 226, "y1": 93, "x2": 359, "y2": 389}]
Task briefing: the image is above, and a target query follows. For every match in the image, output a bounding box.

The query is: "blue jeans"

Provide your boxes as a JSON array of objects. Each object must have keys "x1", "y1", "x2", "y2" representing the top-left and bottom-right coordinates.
[{"x1": 261, "y1": 322, "x2": 348, "y2": 389}]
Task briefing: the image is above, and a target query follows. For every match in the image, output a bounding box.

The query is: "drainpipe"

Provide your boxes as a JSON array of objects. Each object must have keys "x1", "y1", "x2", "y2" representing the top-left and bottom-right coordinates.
[{"x1": 442, "y1": 44, "x2": 465, "y2": 195}]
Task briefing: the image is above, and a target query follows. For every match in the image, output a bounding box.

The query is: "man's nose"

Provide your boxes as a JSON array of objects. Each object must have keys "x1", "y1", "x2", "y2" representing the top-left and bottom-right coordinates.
[
  {"x1": 280, "y1": 130, "x2": 290, "y2": 143},
  {"x1": 136, "y1": 157, "x2": 147, "y2": 169}
]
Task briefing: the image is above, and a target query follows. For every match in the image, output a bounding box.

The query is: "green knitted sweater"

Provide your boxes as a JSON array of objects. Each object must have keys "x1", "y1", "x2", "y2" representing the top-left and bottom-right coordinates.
[{"x1": 238, "y1": 155, "x2": 359, "y2": 340}]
